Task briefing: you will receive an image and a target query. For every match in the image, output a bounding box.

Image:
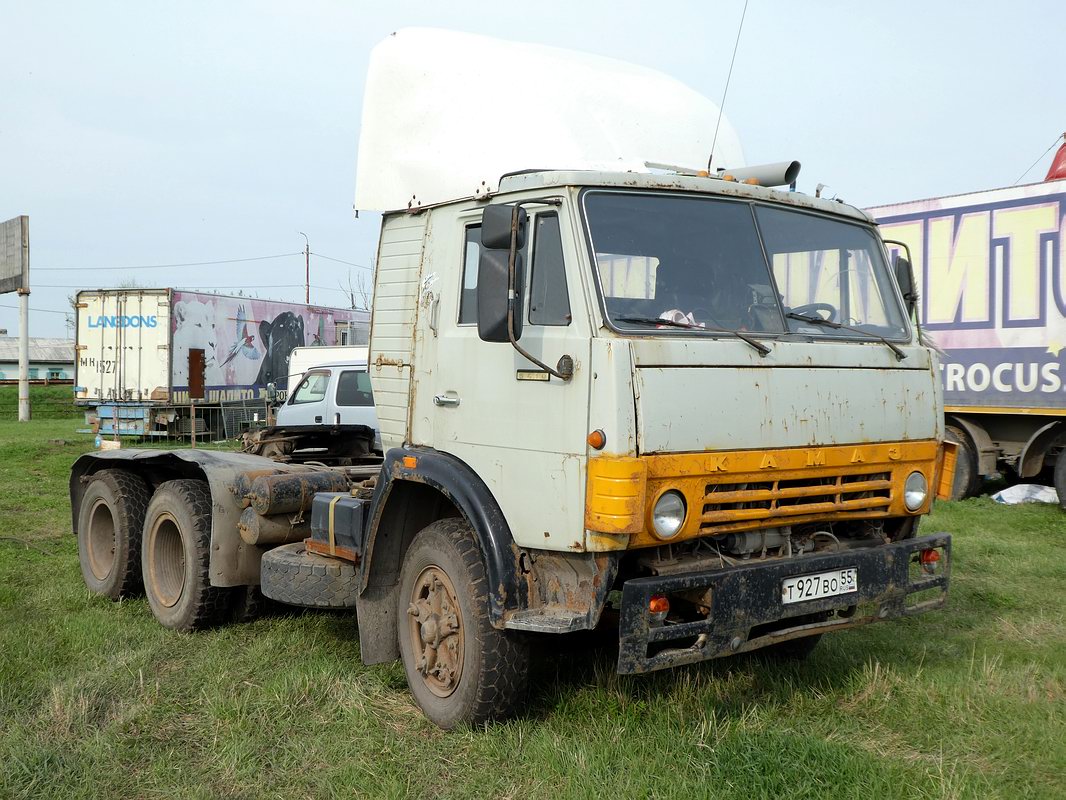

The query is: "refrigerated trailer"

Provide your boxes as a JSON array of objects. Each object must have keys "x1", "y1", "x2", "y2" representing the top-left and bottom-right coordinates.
[
  {"x1": 869, "y1": 179, "x2": 1066, "y2": 503},
  {"x1": 74, "y1": 289, "x2": 367, "y2": 436}
]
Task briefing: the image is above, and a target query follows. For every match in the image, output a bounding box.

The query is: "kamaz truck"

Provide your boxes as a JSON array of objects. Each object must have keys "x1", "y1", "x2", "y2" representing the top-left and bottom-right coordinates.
[{"x1": 68, "y1": 29, "x2": 955, "y2": 729}]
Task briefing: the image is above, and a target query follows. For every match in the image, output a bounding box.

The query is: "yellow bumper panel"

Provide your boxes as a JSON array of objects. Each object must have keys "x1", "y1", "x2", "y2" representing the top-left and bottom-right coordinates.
[{"x1": 587, "y1": 440, "x2": 941, "y2": 550}]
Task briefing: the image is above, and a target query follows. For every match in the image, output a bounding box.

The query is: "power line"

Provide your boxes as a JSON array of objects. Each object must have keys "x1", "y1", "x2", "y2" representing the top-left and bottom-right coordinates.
[
  {"x1": 34, "y1": 252, "x2": 303, "y2": 272},
  {"x1": 312, "y1": 252, "x2": 373, "y2": 271},
  {"x1": 0, "y1": 304, "x2": 71, "y2": 316},
  {"x1": 1014, "y1": 133, "x2": 1064, "y2": 185}
]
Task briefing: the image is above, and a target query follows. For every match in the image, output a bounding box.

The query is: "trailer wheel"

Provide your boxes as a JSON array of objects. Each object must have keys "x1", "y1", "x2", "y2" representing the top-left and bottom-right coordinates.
[
  {"x1": 1054, "y1": 448, "x2": 1066, "y2": 511},
  {"x1": 141, "y1": 479, "x2": 231, "y2": 631},
  {"x1": 945, "y1": 425, "x2": 979, "y2": 500},
  {"x1": 77, "y1": 469, "x2": 151, "y2": 600},
  {"x1": 398, "y1": 518, "x2": 529, "y2": 729}
]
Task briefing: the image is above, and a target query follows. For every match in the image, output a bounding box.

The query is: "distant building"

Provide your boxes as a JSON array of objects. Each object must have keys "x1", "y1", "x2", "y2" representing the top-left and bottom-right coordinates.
[{"x1": 0, "y1": 336, "x2": 76, "y2": 381}]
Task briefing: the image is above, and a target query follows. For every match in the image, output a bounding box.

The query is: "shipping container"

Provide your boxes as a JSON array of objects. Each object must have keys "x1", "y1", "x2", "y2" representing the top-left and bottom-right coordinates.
[
  {"x1": 868, "y1": 179, "x2": 1066, "y2": 496},
  {"x1": 74, "y1": 289, "x2": 368, "y2": 436}
]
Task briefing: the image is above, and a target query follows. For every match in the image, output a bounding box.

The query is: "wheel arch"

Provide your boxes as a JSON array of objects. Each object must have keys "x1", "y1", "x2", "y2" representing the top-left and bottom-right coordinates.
[
  {"x1": 1017, "y1": 420, "x2": 1066, "y2": 479},
  {"x1": 360, "y1": 447, "x2": 526, "y2": 625}
]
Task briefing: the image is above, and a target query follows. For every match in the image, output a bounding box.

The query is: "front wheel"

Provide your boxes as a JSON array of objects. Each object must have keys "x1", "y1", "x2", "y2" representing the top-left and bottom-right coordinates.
[{"x1": 397, "y1": 518, "x2": 529, "y2": 729}]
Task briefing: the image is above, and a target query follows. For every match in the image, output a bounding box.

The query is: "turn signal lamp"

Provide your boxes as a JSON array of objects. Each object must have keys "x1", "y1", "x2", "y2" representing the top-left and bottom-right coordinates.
[
  {"x1": 919, "y1": 548, "x2": 941, "y2": 574},
  {"x1": 402, "y1": 455, "x2": 418, "y2": 469},
  {"x1": 587, "y1": 429, "x2": 607, "y2": 450},
  {"x1": 649, "y1": 594, "x2": 670, "y2": 625}
]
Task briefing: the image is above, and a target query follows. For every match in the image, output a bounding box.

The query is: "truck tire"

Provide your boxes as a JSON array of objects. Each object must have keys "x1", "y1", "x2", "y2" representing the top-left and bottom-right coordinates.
[
  {"x1": 1055, "y1": 448, "x2": 1066, "y2": 511},
  {"x1": 397, "y1": 518, "x2": 529, "y2": 729},
  {"x1": 260, "y1": 542, "x2": 359, "y2": 608},
  {"x1": 141, "y1": 479, "x2": 232, "y2": 631},
  {"x1": 227, "y1": 585, "x2": 270, "y2": 623},
  {"x1": 77, "y1": 469, "x2": 151, "y2": 600},
  {"x1": 945, "y1": 425, "x2": 979, "y2": 500}
]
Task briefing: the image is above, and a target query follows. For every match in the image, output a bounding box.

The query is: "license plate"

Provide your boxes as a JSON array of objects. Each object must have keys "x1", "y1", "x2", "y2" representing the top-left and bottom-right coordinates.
[{"x1": 781, "y1": 568, "x2": 858, "y2": 604}]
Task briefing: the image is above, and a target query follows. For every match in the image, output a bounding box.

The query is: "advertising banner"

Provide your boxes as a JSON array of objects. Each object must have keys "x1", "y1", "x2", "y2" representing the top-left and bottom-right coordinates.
[{"x1": 870, "y1": 184, "x2": 1066, "y2": 410}]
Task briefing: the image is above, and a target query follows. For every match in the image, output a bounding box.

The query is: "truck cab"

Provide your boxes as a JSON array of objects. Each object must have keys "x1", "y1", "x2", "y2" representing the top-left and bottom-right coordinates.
[{"x1": 278, "y1": 360, "x2": 377, "y2": 434}]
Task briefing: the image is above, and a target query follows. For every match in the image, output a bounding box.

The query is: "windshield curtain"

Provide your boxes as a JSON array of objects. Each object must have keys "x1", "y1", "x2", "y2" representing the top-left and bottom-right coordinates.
[{"x1": 582, "y1": 191, "x2": 907, "y2": 340}]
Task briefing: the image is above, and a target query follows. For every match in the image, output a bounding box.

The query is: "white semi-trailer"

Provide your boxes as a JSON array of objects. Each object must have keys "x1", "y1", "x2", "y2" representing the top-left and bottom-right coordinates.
[
  {"x1": 74, "y1": 288, "x2": 367, "y2": 436},
  {"x1": 869, "y1": 159, "x2": 1066, "y2": 505},
  {"x1": 68, "y1": 30, "x2": 955, "y2": 729}
]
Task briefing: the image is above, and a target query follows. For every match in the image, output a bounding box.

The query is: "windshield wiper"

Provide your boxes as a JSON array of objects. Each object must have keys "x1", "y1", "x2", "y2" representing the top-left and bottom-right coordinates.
[
  {"x1": 785, "y1": 313, "x2": 906, "y2": 361},
  {"x1": 616, "y1": 316, "x2": 771, "y2": 357}
]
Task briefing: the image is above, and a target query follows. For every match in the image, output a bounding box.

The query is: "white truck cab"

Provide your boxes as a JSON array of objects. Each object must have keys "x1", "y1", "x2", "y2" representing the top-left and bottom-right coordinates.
[{"x1": 278, "y1": 360, "x2": 377, "y2": 432}]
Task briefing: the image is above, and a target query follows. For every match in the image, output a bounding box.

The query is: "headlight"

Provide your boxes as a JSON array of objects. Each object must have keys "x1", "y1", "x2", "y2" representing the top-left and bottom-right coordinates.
[
  {"x1": 652, "y1": 490, "x2": 687, "y2": 539},
  {"x1": 904, "y1": 471, "x2": 928, "y2": 511}
]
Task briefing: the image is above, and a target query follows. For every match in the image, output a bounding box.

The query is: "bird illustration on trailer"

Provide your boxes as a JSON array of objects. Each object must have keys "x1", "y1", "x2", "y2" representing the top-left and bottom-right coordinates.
[{"x1": 170, "y1": 291, "x2": 352, "y2": 402}]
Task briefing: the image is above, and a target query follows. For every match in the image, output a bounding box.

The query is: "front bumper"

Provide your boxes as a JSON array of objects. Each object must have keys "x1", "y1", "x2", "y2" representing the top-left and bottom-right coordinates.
[{"x1": 617, "y1": 532, "x2": 950, "y2": 674}]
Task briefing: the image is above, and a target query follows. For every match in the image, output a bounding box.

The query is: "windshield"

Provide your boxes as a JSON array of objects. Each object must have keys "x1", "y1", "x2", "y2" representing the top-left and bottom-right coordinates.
[
  {"x1": 583, "y1": 191, "x2": 908, "y2": 340},
  {"x1": 756, "y1": 205, "x2": 907, "y2": 339}
]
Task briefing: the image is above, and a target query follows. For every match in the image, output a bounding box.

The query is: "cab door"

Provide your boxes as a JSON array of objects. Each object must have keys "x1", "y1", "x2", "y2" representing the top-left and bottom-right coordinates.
[
  {"x1": 410, "y1": 201, "x2": 592, "y2": 550},
  {"x1": 278, "y1": 368, "x2": 331, "y2": 425}
]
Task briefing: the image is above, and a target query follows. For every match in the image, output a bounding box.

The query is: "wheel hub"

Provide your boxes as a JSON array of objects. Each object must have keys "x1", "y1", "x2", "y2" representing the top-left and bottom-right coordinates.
[{"x1": 406, "y1": 566, "x2": 464, "y2": 697}]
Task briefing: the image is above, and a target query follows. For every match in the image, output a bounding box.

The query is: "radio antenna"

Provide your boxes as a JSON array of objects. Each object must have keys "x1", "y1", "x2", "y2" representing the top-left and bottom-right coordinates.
[{"x1": 708, "y1": 0, "x2": 750, "y2": 172}]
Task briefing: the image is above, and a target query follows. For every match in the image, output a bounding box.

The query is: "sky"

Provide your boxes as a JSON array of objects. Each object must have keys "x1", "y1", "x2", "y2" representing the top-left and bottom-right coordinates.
[{"x1": 2, "y1": 0, "x2": 1064, "y2": 337}]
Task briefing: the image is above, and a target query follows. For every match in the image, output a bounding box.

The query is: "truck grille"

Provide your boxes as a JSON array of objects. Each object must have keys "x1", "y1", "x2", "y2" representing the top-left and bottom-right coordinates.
[{"x1": 700, "y1": 470, "x2": 893, "y2": 533}]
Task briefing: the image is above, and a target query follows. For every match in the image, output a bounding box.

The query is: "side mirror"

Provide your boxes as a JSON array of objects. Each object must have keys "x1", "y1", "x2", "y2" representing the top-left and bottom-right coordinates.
[
  {"x1": 481, "y1": 204, "x2": 526, "y2": 250},
  {"x1": 894, "y1": 255, "x2": 919, "y2": 316},
  {"x1": 477, "y1": 249, "x2": 524, "y2": 342},
  {"x1": 477, "y1": 204, "x2": 527, "y2": 343}
]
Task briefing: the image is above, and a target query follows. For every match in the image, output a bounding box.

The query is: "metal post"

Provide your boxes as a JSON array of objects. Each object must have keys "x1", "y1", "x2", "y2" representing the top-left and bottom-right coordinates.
[
  {"x1": 299, "y1": 231, "x2": 310, "y2": 304},
  {"x1": 17, "y1": 287, "x2": 29, "y2": 421}
]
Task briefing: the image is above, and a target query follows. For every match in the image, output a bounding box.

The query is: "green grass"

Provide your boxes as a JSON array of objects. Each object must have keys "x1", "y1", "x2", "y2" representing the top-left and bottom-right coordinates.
[
  {"x1": 0, "y1": 385, "x2": 79, "y2": 420},
  {"x1": 1, "y1": 418, "x2": 1063, "y2": 799}
]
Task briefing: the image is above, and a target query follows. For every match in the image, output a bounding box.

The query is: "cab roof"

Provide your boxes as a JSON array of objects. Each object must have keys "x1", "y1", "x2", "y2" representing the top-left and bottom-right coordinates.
[{"x1": 495, "y1": 170, "x2": 874, "y2": 224}]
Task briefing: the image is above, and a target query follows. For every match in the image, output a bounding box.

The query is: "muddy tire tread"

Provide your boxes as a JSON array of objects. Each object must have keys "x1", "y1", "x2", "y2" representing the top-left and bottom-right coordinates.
[
  {"x1": 260, "y1": 542, "x2": 359, "y2": 608},
  {"x1": 78, "y1": 468, "x2": 152, "y2": 600},
  {"x1": 144, "y1": 479, "x2": 231, "y2": 630},
  {"x1": 400, "y1": 518, "x2": 529, "y2": 728}
]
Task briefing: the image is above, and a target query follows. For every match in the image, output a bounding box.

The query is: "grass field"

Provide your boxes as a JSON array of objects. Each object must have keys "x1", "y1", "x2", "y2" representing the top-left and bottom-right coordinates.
[{"x1": 1, "y1": 416, "x2": 1063, "y2": 799}]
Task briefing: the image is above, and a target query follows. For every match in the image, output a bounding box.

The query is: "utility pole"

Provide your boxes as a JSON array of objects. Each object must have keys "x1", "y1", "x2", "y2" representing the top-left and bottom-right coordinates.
[
  {"x1": 18, "y1": 286, "x2": 29, "y2": 422},
  {"x1": 299, "y1": 232, "x2": 309, "y2": 304},
  {"x1": 1, "y1": 215, "x2": 30, "y2": 420}
]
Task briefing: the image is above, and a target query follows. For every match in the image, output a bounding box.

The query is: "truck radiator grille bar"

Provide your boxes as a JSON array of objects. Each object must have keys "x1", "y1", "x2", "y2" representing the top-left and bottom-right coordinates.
[{"x1": 700, "y1": 471, "x2": 892, "y2": 532}]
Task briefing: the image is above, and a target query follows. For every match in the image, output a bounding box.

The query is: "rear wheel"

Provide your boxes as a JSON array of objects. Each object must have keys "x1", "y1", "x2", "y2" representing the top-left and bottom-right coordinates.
[
  {"x1": 398, "y1": 518, "x2": 529, "y2": 729},
  {"x1": 945, "y1": 425, "x2": 979, "y2": 500},
  {"x1": 77, "y1": 469, "x2": 151, "y2": 600},
  {"x1": 141, "y1": 479, "x2": 231, "y2": 630}
]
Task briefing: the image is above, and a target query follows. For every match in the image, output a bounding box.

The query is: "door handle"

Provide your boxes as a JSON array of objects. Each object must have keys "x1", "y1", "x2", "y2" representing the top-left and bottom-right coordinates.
[
  {"x1": 433, "y1": 394, "x2": 460, "y2": 407},
  {"x1": 314, "y1": 415, "x2": 323, "y2": 423}
]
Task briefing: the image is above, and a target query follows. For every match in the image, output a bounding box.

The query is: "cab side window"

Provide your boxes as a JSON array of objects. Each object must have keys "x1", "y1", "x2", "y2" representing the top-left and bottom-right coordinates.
[
  {"x1": 457, "y1": 225, "x2": 481, "y2": 325},
  {"x1": 529, "y1": 213, "x2": 571, "y2": 326},
  {"x1": 290, "y1": 370, "x2": 330, "y2": 404},
  {"x1": 336, "y1": 370, "x2": 374, "y2": 406}
]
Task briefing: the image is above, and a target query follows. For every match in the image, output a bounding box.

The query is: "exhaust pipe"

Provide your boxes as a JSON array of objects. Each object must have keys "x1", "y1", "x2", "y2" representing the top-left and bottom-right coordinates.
[{"x1": 720, "y1": 160, "x2": 801, "y2": 188}]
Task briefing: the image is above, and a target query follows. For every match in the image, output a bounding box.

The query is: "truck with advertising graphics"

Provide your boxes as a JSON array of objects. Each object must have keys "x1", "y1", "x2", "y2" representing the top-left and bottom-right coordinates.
[
  {"x1": 68, "y1": 29, "x2": 955, "y2": 729},
  {"x1": 74, "y1": 288, "x2": 367, "y2": 437},
  {"x1": 869, "y1": 161, "x2": 1066, "y2": 506}
]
